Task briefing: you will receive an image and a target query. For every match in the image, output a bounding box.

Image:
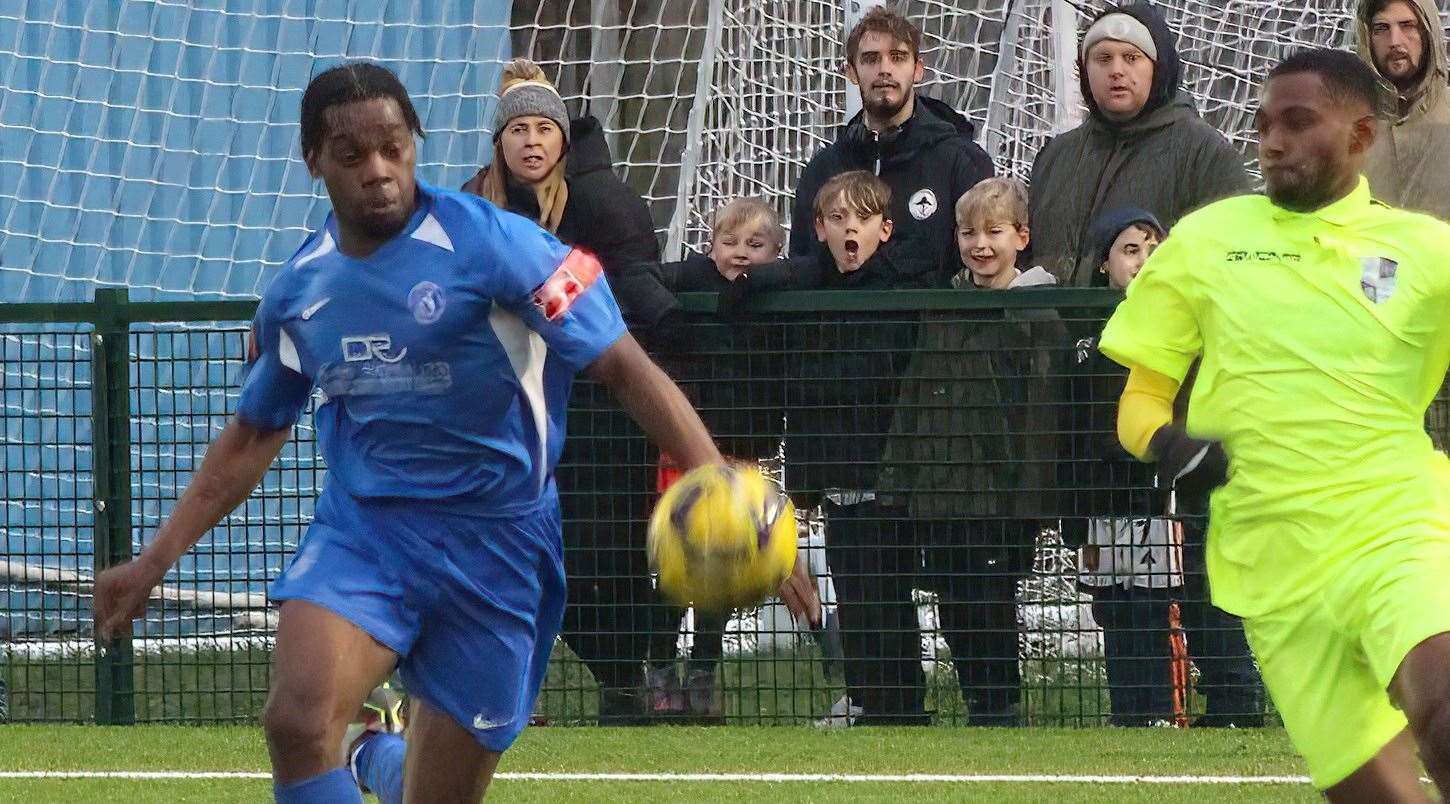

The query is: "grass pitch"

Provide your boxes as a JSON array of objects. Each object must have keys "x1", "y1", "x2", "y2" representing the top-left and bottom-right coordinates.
[{"x1": 0, "y1": 724, "x2": 1324, "y2": 802}]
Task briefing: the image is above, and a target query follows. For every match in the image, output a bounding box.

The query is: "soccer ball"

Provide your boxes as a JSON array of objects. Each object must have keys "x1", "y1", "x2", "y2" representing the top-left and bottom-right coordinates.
[{"x1": 647, "y1": 463, "x2": 797, "y2": 611}]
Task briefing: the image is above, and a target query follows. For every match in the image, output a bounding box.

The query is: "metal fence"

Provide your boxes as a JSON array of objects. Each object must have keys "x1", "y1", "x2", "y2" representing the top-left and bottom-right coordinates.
[{"x1": 4, "y1": 289, "x2": 1447, "y2": 727}]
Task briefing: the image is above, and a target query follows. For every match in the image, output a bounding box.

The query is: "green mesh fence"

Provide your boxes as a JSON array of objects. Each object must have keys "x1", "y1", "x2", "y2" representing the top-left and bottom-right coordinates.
[{"x1": 3, "y1": 289, "x2": 1447, "y2": 726}]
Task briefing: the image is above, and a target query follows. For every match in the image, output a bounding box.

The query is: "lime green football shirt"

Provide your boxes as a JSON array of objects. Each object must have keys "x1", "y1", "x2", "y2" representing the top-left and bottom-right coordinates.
[{"x1": 1100, "y1": 177, "x2": 1450, "y2": 617}]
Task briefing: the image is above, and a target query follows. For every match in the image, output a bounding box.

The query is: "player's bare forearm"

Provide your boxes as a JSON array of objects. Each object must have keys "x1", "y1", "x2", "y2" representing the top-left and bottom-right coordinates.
[
  {"x1": 137, "y1": 416, "x2": 291, "y2": 574},
  {"x1": 96, "y1": 416, "x2": 289, "y2": 639},
  {"x1": 588, "y1": 334, "x2": 722, "y2": 469}
]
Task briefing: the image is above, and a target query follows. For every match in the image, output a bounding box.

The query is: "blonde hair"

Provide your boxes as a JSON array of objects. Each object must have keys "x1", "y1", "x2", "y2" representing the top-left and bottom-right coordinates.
[
  {"x1": 499, "y1": 57, "x2": 552, "y2": 97},
  {"x1": 955, "y1": 176, "x2": 1028, "y2": 229},
  {"x1": 712, "y1": 198, "x2": 785, "y2": 247},
  {"x1": 813, "y1": 170, "x2": 891, "y2": 220},
  {"x1": 481, "y1": 58, "x2": 569, "y2": 233}
]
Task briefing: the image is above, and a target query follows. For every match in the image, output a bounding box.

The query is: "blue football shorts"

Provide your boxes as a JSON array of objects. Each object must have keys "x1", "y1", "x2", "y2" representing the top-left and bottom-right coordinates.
[{"x1": 270, "y1": 485, "x2": 566, "y2": 752}]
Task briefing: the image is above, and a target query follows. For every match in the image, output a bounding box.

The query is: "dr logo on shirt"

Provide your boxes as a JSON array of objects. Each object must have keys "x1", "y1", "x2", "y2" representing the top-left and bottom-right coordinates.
[{"x1": 342, "y1": 333, "x2": 408, "y2": 364}]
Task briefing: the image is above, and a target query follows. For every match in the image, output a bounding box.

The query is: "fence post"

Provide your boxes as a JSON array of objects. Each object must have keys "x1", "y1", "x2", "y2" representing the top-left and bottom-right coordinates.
[
  {"x1": 91, "y1": 287, "x2": 134, "y2": 725},
  {"x1": 843, "y1": 0, "x2": 868, "y2": 121},
  {"x1": 1049, "y1": 0, "x2": 1084, "y2": 134},
  {"x1": 663, "y1": 0, "x2": 723, "y2": 261}
]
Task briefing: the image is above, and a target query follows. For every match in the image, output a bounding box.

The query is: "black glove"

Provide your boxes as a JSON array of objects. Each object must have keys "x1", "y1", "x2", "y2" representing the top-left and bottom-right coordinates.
[{"x1": 1150, "y1": 424, "x2": 1229, "y2": 495}]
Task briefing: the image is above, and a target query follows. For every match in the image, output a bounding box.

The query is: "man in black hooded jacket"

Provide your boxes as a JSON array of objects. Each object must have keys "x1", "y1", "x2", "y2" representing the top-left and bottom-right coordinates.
[
  {"x1": 788, "y1": 6, "x2": 993, "y2": 288},
  {"x1": 782, "y1": 9, "x2": 990, "y2": 725}
]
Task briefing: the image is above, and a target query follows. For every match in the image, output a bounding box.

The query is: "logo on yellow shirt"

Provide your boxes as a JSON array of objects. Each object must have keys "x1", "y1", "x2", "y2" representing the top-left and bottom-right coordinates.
[{"x1": 1360, "y1": 256, "x2": 1398, "y2": 304}]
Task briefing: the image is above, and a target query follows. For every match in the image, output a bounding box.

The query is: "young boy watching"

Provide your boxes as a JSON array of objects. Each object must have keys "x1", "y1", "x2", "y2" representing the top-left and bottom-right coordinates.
[
  {"x1": 952, "y1": 176, "x2": 1055, "y2": 290},
  {"x1": 812, "y1": 171, "x2": 903, "y2": 287}
]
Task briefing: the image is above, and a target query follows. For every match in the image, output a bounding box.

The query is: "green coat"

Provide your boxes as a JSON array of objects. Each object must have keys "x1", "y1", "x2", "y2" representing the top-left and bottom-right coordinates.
[
  {"x1": 1027, "y1": 97, "x2": 1250, "y2": 287},
  {"x1": 1357, "y1": 0, "x2": 1450, "y2": 222},
  {"x1": 878, "y1": 269, "x2": 1065, "y2": 521}
]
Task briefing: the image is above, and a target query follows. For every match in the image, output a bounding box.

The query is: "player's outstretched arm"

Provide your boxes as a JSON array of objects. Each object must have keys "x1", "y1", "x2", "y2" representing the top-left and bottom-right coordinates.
[
  {"x1": 587, "y1": 334, "x2": 822, "y2": 625},
  {"x1": 94, "y1": 417, "x2": 291, "y2": 639},
  {"x1": 587, "y1": 332, "x2": 722, "y2": 470}
]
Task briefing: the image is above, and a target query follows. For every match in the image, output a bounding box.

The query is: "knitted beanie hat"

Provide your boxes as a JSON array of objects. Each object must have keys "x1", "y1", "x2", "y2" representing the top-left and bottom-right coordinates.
[
  {"x1": 493, "y1": 58, "x2": 569, "y2": 145},
  {"x1": 1088, "y1": 206, "x2": 1165, "y2": 267}
]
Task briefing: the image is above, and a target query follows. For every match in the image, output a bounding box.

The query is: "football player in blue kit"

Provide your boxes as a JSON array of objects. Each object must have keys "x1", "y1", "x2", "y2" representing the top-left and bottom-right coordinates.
[{"x1": 93, "y1": 62, "x2": 820, "y2": 803}]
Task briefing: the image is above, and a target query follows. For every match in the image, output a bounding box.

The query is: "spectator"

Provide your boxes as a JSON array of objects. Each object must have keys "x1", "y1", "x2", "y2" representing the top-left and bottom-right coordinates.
[
  {"x1": 464, "y1": 59, "x2": 680, "y2": 342},
  {"x1": 464, "y1": 58, "x2": 682, "y2": 723},
  {"x1": 1356, "y1": 0, "x2": 1450, "y2": 220},
  {"x1": 876, "y1": 177, "x2": 1063, "y2": 725},
  {"x1": 783, "y1": 171, "x2": 926, "y2": 724},
  {"x1": 1090, "y1": 209, "x2": 1161, "y2": 290},
  {"x1": 657, "y1": 199, "x2": 805, "y2": 468},
  {"x1": 1063, "y1": 208, "x2": 1262, "y2": 727},
  {"x1": 1028, "y1": 3, "x2": 1250, "y2": 286},
  {"x1": 1065, "y1": 210, "x2": 1177, "y2": 726},
  {"x1": 661, "y1": 197, "x2": 814, "y2": 309},
  {"x1": 656, "y1": 198, "x2": 802, "y2": 724},
  {"x1": 1354, "y1": 0, "x2": 1450, "y2": 452},
  {"x1": 812, "y1": 171, "x2": 906, "y2": 288},
  {"x1": 789, "y1": 6, "x2": 992, "y2": 288}
]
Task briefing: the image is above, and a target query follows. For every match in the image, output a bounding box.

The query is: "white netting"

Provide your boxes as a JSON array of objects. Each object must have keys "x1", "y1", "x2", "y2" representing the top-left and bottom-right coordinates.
[
  {"x1": 673, "y1": 0, "x2": 1402, "y2": 252},
  {"x1": 0, "y1": 1, "x2": 1436, "y2": 300},
  {"x1": 0, "y1": 0, "x2": 712, "y2": 302}
]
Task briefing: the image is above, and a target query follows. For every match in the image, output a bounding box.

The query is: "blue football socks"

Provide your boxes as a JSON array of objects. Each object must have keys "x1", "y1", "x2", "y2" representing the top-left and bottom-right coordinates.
[
  {"x1": 273, "y1": 767, "x2": 362, "y2": 803},
  {"x1": 354, "y1": 732, "x2": 407, "y2": 804}
]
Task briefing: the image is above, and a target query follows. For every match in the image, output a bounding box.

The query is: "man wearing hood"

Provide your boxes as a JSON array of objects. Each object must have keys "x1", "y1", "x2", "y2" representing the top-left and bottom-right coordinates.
[
  {"x1": 789, "y1": 6, "x2": 994, "y2": 288},
  {"x1": 1356, "y1": 0, "x2": 1450, "y2": 221},
  {"x1": 1028, "y1": 3, "x2": 1250, "y2": 287},
  {"x1": 1354, "y1": 0, "x2": 1450, "y2": 456}
]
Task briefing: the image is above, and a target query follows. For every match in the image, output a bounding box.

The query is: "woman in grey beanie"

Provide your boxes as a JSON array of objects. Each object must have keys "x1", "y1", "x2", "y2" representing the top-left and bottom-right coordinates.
[
  {"x1": 475, "y1": 58, "x2": 572, "y2": 231},
  {"x1": 461, "y1": 59, "x2": 691, "y2": 724}
]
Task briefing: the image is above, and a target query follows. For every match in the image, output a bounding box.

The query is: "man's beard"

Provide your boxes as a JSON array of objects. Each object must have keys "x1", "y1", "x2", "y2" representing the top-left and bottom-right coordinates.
[
  {"x1": 1265, "y1": 161, "x2": 1343, "y2": 213},
  {"x1": 863, "y1": 86, "x2": 911, "y2": 123},
  {"x1": 1377, "y1": 49, "x2": 1428, "y2": 93}
]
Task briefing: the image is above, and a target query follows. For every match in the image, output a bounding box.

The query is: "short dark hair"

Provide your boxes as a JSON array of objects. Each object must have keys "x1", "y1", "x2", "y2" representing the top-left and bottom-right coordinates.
[
  {"x1": 1267, "y1": 48, "x2": 1382, "y2": 114},
  {"x1": 845, "y1": 6, "x2": 922, "y2": 66},
  {"x1": 300, "y1": 62, "x2": 424, "y2": 160}
]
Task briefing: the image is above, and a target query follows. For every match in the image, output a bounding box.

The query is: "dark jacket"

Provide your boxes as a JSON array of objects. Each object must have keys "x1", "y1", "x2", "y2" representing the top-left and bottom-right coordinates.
[
  {"x1": 1059, "y1": 326, "x2": 1210, "y2": 550},
  {"x1": 463, "y1": 116, "x2": 680, "y2": 342},
  {"x1": 816, "y1": 248, "x2": 933, "y2": 291},
  {"x1": 878, "y1": 268, "x2": 1064, "y2": 526},
  {"x1": 1058, "y1": 331, "x2": 1158, "y2": 549},
  {"x1": 1027, "y1": 3, "x2": 1251, "y2": 286},
  {"x1": 789, "y1": 95, "x2": 994, "y2": 288},
  {"x1": 781, "y1": 248, "x2": 926, "y2": 503},
  {"x1": 654, "y1": 251, "x2": 820, "y2": 462},
  {"x1": 659, "y1": 250, "x2": 819, "y2": 301}
]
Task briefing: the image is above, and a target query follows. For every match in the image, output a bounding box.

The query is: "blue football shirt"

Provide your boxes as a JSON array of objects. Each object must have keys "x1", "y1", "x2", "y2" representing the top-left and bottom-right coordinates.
[{"x1": 236, "y1": 181, "x2": 627, "y2": 514}]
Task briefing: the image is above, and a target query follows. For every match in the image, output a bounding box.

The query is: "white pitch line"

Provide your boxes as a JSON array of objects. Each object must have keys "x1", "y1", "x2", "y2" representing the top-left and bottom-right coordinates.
[
  {"x1": 0, "y1": 772, "x2": 270, "y2": 780},
  {"x1": 0, "y1": 770, "x2": 1314, "y2": 784},
  {"x1": 498, "y1": 772, "x2": 1315, "y2": 784}
]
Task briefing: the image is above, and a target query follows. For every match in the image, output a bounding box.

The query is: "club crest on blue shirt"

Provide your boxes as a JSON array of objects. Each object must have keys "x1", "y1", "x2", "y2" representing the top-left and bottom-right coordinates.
[
  {"x1": 408, "y1": 280, "x2": 446, "y2": 324},
  {"x1": 1359, "y1": 256, "x2": 1398, "y2": 304}
]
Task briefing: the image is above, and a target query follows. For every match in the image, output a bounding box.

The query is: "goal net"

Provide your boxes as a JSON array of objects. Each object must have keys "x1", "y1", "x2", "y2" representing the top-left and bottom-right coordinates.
[{"x1": 1, "y1": 1, "x2": 1400, "y2": 303}]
